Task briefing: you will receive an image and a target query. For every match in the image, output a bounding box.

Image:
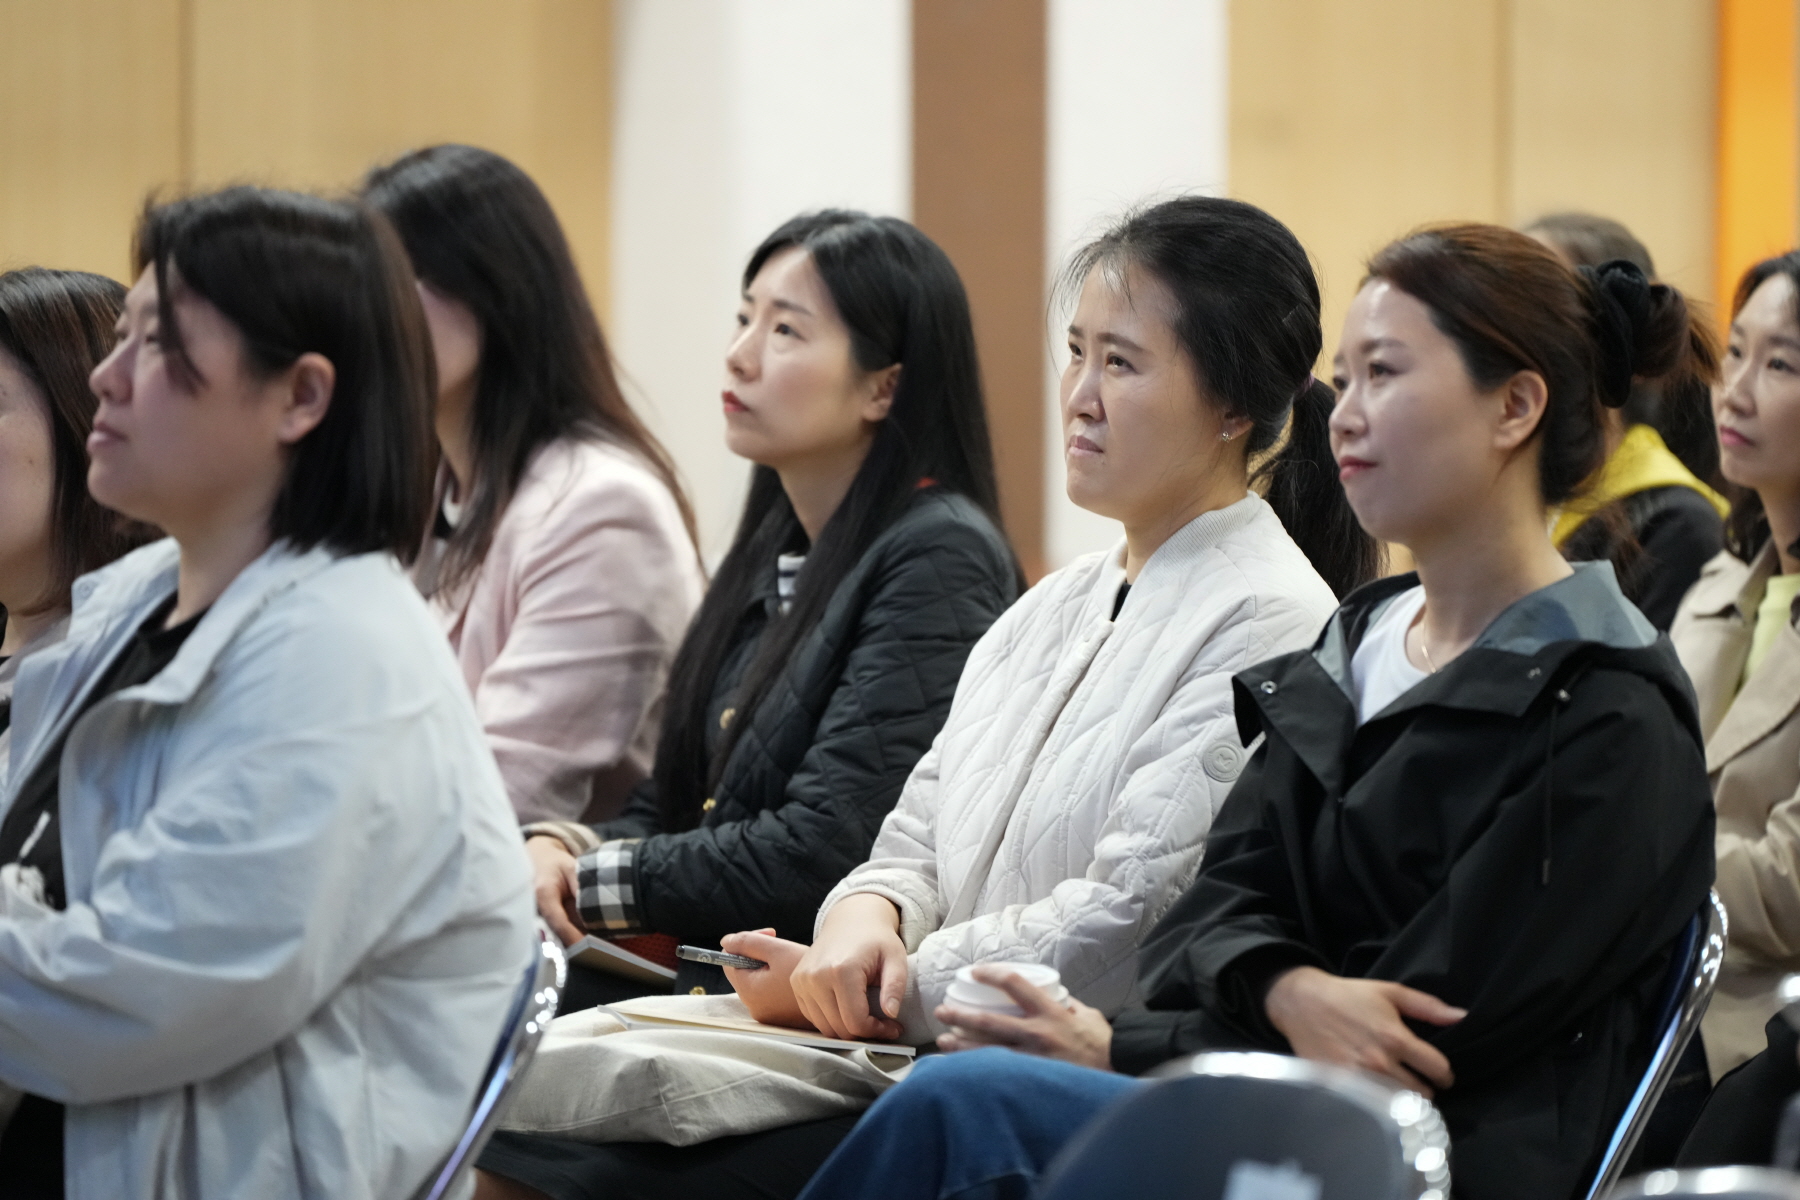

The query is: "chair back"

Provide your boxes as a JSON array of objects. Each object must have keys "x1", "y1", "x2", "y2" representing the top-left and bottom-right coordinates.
[
  {"x1": 1607, "y1": 1166, "x2": 1800, "y2": 1200},
  {"x1": 1035, "y1": 1051, "x2": 1451, "y2": 1200},
  {"x1": 413, "y1": 927, "x2": 566, "y2": 1200},
  {"x1": 1584, "y1": 890, "x2": 1729, "y2": 1200}
]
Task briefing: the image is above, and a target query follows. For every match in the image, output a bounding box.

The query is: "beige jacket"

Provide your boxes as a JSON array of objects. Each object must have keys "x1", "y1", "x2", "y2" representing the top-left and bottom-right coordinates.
[
  {"x1": 1672, "y1": 543, "x2": 1800, "y2": 1076},
  {"x1": 417, "y1": 437, "x2": 704, "y2": 825}
]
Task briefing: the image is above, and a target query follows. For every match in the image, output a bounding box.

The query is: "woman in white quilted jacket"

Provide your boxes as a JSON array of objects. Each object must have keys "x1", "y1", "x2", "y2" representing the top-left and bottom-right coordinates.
[{"x1": 720, "y1": 196, "x2": 1378, "y2": 1051}]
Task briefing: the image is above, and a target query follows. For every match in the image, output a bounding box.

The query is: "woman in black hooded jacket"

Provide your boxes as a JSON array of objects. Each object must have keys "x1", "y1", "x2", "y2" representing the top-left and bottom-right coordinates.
[{"x1": 789, "y1": 225, "x2": 1715, "y2": 1200}]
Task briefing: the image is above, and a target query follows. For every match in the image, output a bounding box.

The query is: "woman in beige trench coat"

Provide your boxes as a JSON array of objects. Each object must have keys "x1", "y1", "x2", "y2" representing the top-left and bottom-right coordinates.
[{"x1": 1672, "y1": 248, "x2": 1800, "y2": 1078}]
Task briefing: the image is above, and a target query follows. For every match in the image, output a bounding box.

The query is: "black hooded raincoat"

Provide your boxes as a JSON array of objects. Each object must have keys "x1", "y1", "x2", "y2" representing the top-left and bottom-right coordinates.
[{"x1": 1109, "y1": 564, "x2": 1716, "y2": 1200}]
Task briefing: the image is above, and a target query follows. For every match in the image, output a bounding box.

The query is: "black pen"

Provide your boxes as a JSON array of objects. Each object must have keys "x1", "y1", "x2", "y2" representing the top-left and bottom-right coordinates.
[{"x1": 676, "y1": 944, "x2": 768, "y2": 970}]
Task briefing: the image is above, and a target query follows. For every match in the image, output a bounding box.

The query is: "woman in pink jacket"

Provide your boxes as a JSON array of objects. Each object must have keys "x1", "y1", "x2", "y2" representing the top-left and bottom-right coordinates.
[{"x1": 364, "y1": 146, "x2": 704, "y2": 825}]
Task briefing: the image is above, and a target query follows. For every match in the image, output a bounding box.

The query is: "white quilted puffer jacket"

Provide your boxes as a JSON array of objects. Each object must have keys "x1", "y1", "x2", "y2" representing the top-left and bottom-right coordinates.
[{"x1": 816, "y1": 492, "x2": 1338, "y2": 1042}]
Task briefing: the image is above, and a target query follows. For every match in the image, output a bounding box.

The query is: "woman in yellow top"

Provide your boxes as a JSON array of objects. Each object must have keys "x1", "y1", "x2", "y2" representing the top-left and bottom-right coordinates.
[
  {"x1": 1529, "y1": 212, "x2": 1730, "y2": 630},
  {"x1": 1671, "y1": 249, "x2": 1800, "y2": 1078}
]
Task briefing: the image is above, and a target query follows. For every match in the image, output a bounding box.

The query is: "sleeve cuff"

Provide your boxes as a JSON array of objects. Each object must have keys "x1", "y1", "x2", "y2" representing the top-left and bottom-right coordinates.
[
  {"x1": 575, "y1": 839, "x2": 648, "y2": 933},
  {"x1": 523, "y1": 820, "x2": 605, "y2": 856}
]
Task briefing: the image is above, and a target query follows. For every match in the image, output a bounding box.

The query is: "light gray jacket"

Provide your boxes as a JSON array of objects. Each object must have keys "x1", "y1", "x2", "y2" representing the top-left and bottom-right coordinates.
[{"x1": 0, "y1": 539, "x2": 535, "y2": 1199}]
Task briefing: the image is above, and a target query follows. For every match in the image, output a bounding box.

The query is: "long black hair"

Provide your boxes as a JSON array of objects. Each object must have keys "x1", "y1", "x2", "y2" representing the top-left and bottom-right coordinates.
[
  {"x1": 653, "y1": 210, "x2": 1013, "y2": 832},
  {"x1": 362, "y1": 144, "x2": 697, "y2": 593},
  {"x1": 1064, "y1": 197, "x2": 1380, "y2": 597},
  {"x1": 1723, "y1": 250, "x2": 1800, "y2": 562}
]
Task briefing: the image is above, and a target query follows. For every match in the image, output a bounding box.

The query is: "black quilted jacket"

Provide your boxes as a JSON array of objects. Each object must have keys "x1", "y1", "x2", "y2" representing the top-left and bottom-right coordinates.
[{"x1": 597, "y1": 489, "x2": 1019, "y2": 990}]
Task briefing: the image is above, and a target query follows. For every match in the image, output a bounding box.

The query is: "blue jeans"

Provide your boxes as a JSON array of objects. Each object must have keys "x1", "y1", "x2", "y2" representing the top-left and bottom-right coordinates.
[{"x1": 795, "y1": 1049, "x2": 1140, "y2": 1200}]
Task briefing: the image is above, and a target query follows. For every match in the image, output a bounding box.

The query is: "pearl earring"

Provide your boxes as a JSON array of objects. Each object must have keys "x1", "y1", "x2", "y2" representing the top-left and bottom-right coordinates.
[{"x1": 1220, "y1": 430, "x2": 1233, "y2": 442}]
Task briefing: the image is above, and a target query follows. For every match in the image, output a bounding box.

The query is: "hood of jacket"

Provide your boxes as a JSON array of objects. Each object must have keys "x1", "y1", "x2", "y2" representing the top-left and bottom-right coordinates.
[{"x1": 1235, "y1": 561, "x2": 1701, "y2": 796}]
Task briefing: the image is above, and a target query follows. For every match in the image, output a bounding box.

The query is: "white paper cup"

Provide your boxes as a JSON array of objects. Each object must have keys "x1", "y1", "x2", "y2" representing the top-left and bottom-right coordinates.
[{"x1": 946, "y1": 963, "x2": 1069, "y2": 1017}]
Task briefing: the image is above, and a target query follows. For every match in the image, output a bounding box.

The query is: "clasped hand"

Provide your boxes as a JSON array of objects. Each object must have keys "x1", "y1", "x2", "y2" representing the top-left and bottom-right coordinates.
[
  {"x1": 1264, "y1": 966, "x2": 1466, "y2": 1097},
  {"x1": 720, "y1": 893, "x2": 910, "y2": 1041}
]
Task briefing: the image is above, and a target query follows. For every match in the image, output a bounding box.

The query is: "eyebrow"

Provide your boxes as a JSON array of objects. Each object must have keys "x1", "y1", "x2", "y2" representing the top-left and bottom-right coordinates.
[
  {"x1": 741, "y1": 290, "x2": 815, "y2": 318},
  {"x1": 1355, "y1": 336, "x2": 1406, "y2": 354},
  {"x1": 1066, "y1": 325, "x2": 1149, "y2": 355}
]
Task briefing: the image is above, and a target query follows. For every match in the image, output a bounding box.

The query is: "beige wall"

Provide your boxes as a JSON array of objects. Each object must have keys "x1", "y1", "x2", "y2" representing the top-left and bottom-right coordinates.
[
  {"x1": 0, "y1": 0, "x2": 612, "y2": 309},
  {"x1": 1231, "y1": 0, "x2": 1717, "y2": 360}
]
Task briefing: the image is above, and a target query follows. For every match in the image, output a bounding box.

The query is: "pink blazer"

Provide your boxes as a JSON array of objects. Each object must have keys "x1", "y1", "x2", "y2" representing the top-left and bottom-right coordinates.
[{"x1": 419, "y1": 438, "x2": 704, "y2": 824}]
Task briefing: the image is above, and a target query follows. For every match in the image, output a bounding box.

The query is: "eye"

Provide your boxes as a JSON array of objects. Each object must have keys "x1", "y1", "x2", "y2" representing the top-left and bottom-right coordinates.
[
  {"x1": 1330, "y1": 374, "x2": 1348, "y2": 392},
  {"x1": 1772, "y1": 356, "x2": 1792, "y2": 373},
  {"x1": 1105, "y1": 353, "x2": 1132, "y2": 371},
  {"x1": 735, "y1": 312, "x2": 749, "y2": 328},
  {"x1": 1067, "y1": 342, "x2": 1083, "y2": 360},
  {"x1": 774, "y1": 322, "x2": 796, "y2": 338},
  {"x1": 1367, "y1": 360, "x2": 1394, "y2": 379},
  {"x1": 1726, "y1": 342, "x2": 1745, "y2": 359}
]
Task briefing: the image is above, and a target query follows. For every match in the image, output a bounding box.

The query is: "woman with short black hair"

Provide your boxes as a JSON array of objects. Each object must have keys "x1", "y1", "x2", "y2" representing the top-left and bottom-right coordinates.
[{"x1": 0, "y1": 186, "x2": 534, "y2": 1199}]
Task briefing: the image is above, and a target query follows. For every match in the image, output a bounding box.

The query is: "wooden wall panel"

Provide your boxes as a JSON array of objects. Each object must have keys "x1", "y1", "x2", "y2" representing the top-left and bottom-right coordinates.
[
  {"x1": 1230, "y1": 0, "x2": 1506, "y2": 354},
  {"x1": 0, "y1": 0, "x2": 185, "y2": 279},
  {"x1": 914, "y1": 0, "x2": 1048, "y2": 578},
  {"x1": 187, "y1": 0, "x2": 613, "y2": 317},
  {"x1": 1508, "y1": 0, "x2": 1716, "y2": 303}
]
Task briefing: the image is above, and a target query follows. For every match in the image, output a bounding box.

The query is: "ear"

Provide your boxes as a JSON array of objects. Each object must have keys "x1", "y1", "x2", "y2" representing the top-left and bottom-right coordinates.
[
  {"x1": 1492, "y1": 369, "x2": 1549, "y2": 453},
  {"x1": 861, "y1": 363, "x2": 902, "y2": 423},
  {"x1": 275, "y1": 352, "x2": 336, "y2": 446}
]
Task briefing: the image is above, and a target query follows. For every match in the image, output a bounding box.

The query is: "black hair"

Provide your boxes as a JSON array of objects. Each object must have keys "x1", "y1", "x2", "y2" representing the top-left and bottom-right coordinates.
[
  {"x1": 1723, "y1": 250, "x2": 1800, "y2": 562},
  {"x1": 134, "y1": 186, "x2": 436, "y2": 562},
  {"x1": 0, "y1": 268, "x2": 156, "y2": 616},
  {"x1": 1062, "y1": 196, "x2": 1380, "y2": 598},
  {"x1": 652, "y1": 210, "x2": 1016, "y2": 832},
  {"x1": 362, "y1": 144, "x2": 697, "y2": 593},
  {"x1": 1366, "y1": 224, "x2": 1711, "y2": 507},
  {"x1": 1522, "y1": 211, "x2": 1721, "y2": 486}
]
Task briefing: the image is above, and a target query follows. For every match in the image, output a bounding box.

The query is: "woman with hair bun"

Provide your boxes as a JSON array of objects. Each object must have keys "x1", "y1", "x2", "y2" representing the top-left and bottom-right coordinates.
[
  {"x1": 793, "y1": 225, "x2": 1714, "y2": 1200},
  {"x1": 0, "y1": 268, "x2": 157, "y2": 778}
]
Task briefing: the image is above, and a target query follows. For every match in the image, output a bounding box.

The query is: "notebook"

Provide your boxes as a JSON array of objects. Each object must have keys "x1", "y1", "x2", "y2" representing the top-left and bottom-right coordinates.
[{"x1": 566, "y1": 935, "x2": 678, "y2": 985}]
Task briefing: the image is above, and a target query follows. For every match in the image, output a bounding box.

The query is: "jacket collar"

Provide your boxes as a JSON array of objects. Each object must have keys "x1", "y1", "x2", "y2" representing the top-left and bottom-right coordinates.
[
  {"x1": 1237, "y1": 561, "x2": 1674, "y2": 795},
  {"x1": 1693, "y1": 543, "x2": 1800, "y2": 769},
  {"x1": 1093, "y1": 492, "x2": 1265, "y2": 626},
  {"x1": 7, "y1": 540, "x2": 338, "y2": 797},
  {"x1": 1685, "y1": 541, "x2": 1780, "y2": 624}
]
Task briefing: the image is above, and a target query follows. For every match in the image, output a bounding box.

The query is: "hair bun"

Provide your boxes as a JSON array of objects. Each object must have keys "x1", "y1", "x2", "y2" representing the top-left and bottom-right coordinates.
[{"x1": 1579, "y1": 259, "x2": 1652, "y2": 407}]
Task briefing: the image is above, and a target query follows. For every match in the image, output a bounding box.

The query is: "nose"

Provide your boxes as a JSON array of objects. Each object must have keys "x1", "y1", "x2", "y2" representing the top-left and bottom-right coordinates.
[
  {"x1": 725, "y1": 321, "x2": 757, "y2": 382},
  {"x1": 89, "y1": 339, "x2": 129, "y2": 406},
  {"x1": 1062, "y1": 356, "x2": 1102, "y2": 425},
  {"x1": 1717, "y1": 353, "x2": 1755, "y2": 415},
  {"x1": 1327, "y1": 379, "x2": 1363, "y2": 442}
]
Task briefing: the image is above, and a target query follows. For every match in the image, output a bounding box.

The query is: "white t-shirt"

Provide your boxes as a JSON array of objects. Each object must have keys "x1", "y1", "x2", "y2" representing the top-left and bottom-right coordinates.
[{"x1": 1350, "y1": 585, "x2": 1429, "y2": 724}]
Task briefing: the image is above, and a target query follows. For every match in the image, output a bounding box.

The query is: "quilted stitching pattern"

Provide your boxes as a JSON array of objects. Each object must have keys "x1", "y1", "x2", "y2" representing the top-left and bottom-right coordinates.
[
  {"x1": 621, "y1": 492, "x2": 1020, "y2": 950},
  {"x1": 818, "y1": 495, "x2": 1340, "y2": 1042}
]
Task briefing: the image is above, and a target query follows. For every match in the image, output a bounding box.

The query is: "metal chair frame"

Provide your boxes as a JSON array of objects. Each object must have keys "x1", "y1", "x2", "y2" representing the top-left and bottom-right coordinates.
[
  {"x1": 1040, "y1": 1050, "x2": 1454, "y2": 1200},
  {"x1": 413, "y1": 927, "x2": 566, "y2": 1200},
  {"x1": 1584, "y1": 889, "x2": 1729, "y2": 1200},
  {"x1": 1607, "y1": 1165, "x2": 1800, "y2": 1200}
]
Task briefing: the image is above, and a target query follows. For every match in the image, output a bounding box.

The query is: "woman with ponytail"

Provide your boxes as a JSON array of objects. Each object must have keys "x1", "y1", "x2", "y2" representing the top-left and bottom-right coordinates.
[{"x1": 790, "y1": 225, "x2": 1714, "y2": 1200}]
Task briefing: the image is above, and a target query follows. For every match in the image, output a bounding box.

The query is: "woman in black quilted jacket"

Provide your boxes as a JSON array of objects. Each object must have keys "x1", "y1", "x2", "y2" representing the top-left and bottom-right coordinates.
[{"x1": 514, "y1": 210, "x2": 1020, "y2": 1011}]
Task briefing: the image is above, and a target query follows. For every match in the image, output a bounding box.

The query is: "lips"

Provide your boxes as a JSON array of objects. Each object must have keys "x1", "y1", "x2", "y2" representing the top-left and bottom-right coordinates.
[
  {"x1": 722, "y1": 390, "x2": 748, "y2": 415},
  {"x1": 87, "y1": 418, "x2": 124, "y2": 452},
  {"x1": 1718, "y1": 425, "x2": 1753, "y2": 449},
  {"x1": 1067, "y1": 434, "x2": 1102, "y2": 457},
  {"x1": 1336, "y1": 455, "x2": 1376, "y2": 482}
]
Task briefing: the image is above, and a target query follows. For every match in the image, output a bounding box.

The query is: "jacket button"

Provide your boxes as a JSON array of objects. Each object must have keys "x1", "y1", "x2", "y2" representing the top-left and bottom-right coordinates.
[
  {"x1": 1528, "y1": 668, "x2": 1541, "y2": 679},
  {"x1": 719, "y1": 707, "x2": 736, "y2": 730},
  {"x1": 1260, "y1": 681, "x2": 1278, "y2": 695},
  {"x1": 702, "y1": 797, "x2": 717, "y2": 813},
  {"x1": 690, "y1": 986, "x2": 708, "y2": 996}
]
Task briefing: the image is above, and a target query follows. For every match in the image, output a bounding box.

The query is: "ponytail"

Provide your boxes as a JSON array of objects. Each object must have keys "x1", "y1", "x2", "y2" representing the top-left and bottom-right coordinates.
[
  {"x1": 1067, "y1": 196, "x2": 1381, "y2": 599},
  {"x1": 1253, "y1": 380, "x2": 1383, "y2": 597}
]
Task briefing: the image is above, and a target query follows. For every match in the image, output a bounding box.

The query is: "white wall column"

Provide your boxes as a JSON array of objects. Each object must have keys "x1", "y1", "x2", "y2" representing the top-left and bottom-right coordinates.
[
  {"x1": 1043, "y1": 0, "x2": 1231, "y2": 567},
  {"x1": 610, "y1": 0, "x2": 911, "y2": 560}
]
